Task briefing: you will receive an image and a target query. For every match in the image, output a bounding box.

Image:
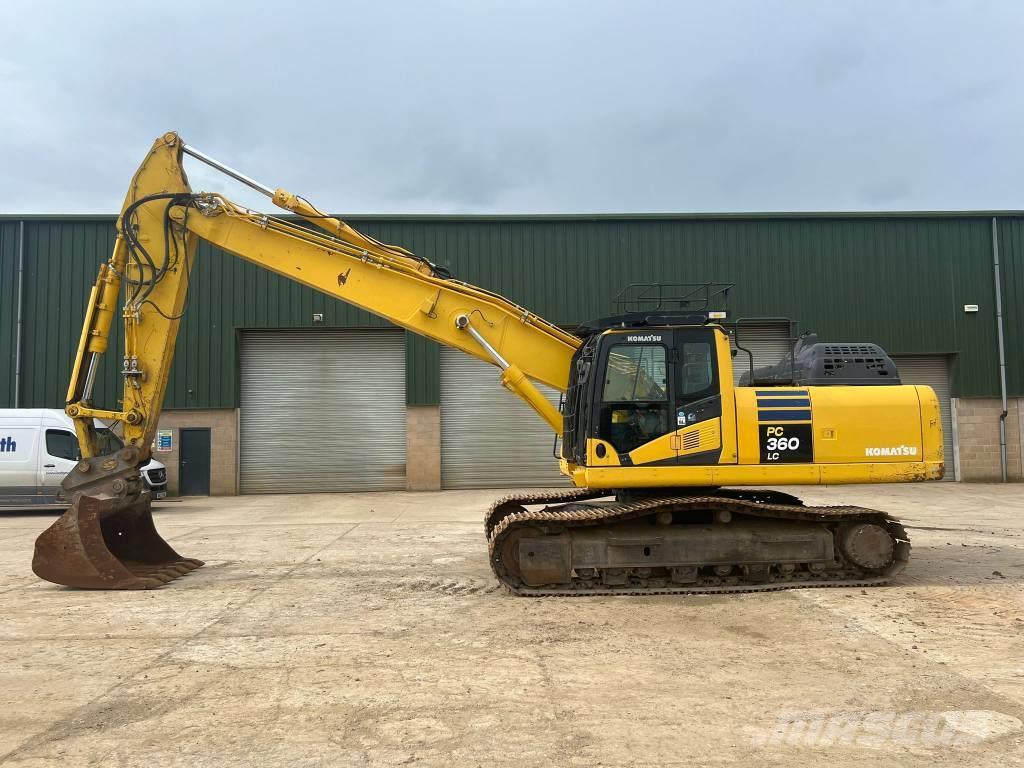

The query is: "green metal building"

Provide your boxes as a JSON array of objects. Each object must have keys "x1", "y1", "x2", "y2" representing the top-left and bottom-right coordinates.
[{"x1": 2, "y1": 212, "x2": 1021, "y2": 493}]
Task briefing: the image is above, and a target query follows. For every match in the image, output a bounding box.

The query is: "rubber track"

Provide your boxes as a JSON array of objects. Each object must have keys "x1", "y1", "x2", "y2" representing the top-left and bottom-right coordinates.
[
  {"x1": 486, "y1": 490, "x2": 910, "y2": 597},
  {"x1": 484, "y1": 487, "x2": 609, "y2": 539}
]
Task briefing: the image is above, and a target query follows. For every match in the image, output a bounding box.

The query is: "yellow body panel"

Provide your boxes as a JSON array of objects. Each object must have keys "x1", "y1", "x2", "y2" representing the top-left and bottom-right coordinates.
[
  {"x1": 627, "y1": 418, "x2": 722, "y2": 465},
  {"x1": 915, "y1": 385, "x2": 945, "y2": 464},
  {"x1": 806, "y1": 386, "x2": 929, "y2": 464},
  {"x1": 714, "y1": 330, "x2": 739, "y2": 463},
  {"x1": 586, "y1": 439, "x2": 622, "y2": 466},
  {"x1": 733, "y1": 385, "x2": 938, "y2": 465},
  {"x1": 566, "y1": 460, "x2": 943, "y2": 488}
]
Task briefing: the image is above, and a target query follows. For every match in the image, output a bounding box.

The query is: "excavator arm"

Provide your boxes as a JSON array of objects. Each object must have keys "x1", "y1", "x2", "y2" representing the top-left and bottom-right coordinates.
[{"x1": 34, "y1": 132, "x2": 579, "y2": 589}]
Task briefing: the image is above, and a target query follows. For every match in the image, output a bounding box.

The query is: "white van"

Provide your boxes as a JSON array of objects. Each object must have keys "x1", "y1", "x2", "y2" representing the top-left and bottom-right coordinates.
[{"x1": 0, "y1": 409, "x2": 168, "y2": 509}]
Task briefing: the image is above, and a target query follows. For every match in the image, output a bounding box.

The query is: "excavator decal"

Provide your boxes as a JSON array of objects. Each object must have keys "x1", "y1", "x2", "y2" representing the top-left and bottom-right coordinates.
[{"x1": 759, "y1": 424, "x2": 813, "y2": 463}]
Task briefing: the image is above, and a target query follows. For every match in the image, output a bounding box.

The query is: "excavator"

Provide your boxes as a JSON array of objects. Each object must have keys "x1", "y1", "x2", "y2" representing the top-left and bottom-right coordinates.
[{"x1": 32, "y1": 132, "x2": 944, "y2": 595}]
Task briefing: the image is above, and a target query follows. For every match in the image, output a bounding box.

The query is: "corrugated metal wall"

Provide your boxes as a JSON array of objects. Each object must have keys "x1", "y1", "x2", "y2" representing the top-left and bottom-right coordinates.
[
  {"x1": 16, "y1": 221, "x2": 124, "y2": 410},
  {"x1": 0, "y1": 222, "x2": 19, "y2": 407},
  {"x1": 999, "y1": 218, "x2": 1024, "y2": 396},
  {"x1": 1, "y1": 213, "x2": 1021, "y2": 409}
]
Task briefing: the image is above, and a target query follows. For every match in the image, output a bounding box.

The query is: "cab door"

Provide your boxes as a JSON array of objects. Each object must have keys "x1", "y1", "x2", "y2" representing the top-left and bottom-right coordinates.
[
  {"x1": 593, "y1": 336, "x2": 675, "y2": 465},
  {"x1": 671, "y1": 327, "x2": 724, "y2": 464}
]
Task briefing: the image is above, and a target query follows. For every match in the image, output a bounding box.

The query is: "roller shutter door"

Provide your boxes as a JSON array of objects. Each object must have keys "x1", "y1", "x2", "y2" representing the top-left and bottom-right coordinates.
[
  {"x1": 440, "y1": 349, "x2": 567, "y2": 489},
  {"x1": 240, "y1": 330, "x2": 406, "y2": 493},
  {"x1": 891, "y1": 356, "x2": 955, "y2": 480},
  {"x1": 728, "y1": 322, "x2": 793, "y2": 384}
]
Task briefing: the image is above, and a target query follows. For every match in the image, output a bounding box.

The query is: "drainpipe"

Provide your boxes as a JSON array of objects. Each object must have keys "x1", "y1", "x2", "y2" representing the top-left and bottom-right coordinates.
[
  {"x1": 991, "y1": 217, "x2": 1008, "y2": 482},
  {"x1": 14, "y1": 221, "x2": 25, "y2": 407}
]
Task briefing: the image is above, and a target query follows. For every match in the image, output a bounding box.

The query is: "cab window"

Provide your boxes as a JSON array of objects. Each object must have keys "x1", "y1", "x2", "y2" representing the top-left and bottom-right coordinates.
[
  {"x1": 599, "y1": 344, "x2": 670, "y2": 454},
  {"x1": 45, "y1": 429, "x2": 81, "y2": 461},
  {"x1": 602, "y1": 345, "x2": 668, "y2": 402},
  {"x1": 680, "y1": 341, "x2": 714, "y2": 397}
]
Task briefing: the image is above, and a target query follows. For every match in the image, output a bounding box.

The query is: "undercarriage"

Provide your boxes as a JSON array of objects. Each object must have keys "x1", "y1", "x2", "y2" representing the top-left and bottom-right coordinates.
[{"x1": 486, "y1": 488, "x2": 910, "y2": 596}]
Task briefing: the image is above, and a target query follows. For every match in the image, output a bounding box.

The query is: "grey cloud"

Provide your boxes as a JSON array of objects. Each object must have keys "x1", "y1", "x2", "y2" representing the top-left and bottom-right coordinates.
[
  {"x1": 0, "y1": 0, "x2": 1022, "y2": 214},
  {"x1": 858, "y1": 178, "x2": 915, "y2": 207}
]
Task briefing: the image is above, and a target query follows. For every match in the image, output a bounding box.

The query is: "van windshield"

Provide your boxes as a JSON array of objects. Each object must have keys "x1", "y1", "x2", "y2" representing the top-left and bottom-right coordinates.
[{"x1": 96, "y1": 428, "x2": 124, "y2": 455}]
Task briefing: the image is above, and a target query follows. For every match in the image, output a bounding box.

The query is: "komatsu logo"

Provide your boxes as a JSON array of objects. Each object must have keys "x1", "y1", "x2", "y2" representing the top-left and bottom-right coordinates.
[
  {"x1": 0, "y1": 436, "x2": 16, "y2": 453},
  {"x1": 865, "y1": 445, "x2": 918, "y2": 457},
  {"x1": 626, "y1": 334, "x2": 663, "y2": 343}
]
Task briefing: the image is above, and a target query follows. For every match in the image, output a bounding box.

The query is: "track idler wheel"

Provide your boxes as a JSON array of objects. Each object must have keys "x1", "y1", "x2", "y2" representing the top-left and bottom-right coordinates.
[
  {"x1": 838, "y1": 522, "x2": 895, "y2": 571},
  {"x1": 32, "y1": 494, "x2": 203, "y2": 589}
]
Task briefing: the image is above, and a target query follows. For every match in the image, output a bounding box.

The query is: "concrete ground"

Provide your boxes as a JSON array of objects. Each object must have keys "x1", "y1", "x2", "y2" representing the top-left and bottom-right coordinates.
[{"x1": 0, "y1": 484, "x2": 1022, "y2": 767}]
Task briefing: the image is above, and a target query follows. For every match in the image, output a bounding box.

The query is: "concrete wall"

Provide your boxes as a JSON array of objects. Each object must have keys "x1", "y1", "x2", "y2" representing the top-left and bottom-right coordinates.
[
  {"x1": 151, "y1": 400, "x2": 1024, "y2": 496},
  {"x1": 406, "y1": 405, "x2": 441, "y2": 491},
  {"x1": 952, "y1": 398, "x2": 1023, "y2": 482},
  {"x1": 154, "y1": 409, "x2": 239, "y2": 496}
]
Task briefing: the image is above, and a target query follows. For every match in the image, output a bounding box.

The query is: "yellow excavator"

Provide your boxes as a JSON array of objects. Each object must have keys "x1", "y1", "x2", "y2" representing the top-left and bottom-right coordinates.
[{"x1": 32, "y1": 132, "x2": 943, "y2": 595}]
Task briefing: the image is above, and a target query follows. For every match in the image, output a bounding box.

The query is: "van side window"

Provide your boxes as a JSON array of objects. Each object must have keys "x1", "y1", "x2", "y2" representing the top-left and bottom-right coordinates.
[{"x1": 45, "y1": 430, "x2": 81, "y2": 461}]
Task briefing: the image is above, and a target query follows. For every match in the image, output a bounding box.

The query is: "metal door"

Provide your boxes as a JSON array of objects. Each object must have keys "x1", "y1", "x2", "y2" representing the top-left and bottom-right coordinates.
[
  {"x1": 240, "y1": 330, "x2": 406, "y2": 493},
  {"x1": 440, "y1": 349, "x2": 565, "y2": 489},
  {"x1": 892, "y1": 355, "x2": 955, "y2": 480},
  {"x1": 729, "y1": 322, "x2": 793, "y2": 385},
  {"x1": 179, "y1": 428, "x2": 211, "y2": 496}
]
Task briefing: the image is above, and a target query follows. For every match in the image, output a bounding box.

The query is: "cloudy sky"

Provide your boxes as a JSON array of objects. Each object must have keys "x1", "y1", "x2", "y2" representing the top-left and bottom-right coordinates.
[{"x1": 1, "y1": 1, "x2": 1021, "y2": 214}]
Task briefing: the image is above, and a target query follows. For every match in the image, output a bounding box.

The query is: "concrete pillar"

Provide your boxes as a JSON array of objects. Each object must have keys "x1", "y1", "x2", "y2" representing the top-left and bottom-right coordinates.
[
  {"x1": 1019, "y1": 397, "x2": 1024, "y2": 480},
  {"x1": 405, "y1": 405, "x2": 441, "y2": 490},
  {"x1": 951, "y1": 398, "x2": 1022, "y2": 482}
]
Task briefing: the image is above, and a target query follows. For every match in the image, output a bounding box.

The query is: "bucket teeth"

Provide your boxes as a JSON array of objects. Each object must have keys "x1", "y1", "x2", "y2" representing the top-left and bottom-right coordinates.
[
  {"x1": 32, "y1": 495, "x2": 203, "y2": 589},
  {"x1": 124, "y1": 560, "x2": 201, "y2": 578}
]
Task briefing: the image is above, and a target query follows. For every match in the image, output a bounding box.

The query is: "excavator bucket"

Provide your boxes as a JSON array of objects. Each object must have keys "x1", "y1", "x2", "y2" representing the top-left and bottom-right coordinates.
[{"x1": 32, "y1": 494, "x2": 203, "y2": 589}]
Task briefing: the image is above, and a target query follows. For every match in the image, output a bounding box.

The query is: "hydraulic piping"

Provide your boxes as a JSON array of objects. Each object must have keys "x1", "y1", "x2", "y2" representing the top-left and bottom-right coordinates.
[{"x1": 991, "y1": 217, "x2": 1009, "y2": 483}]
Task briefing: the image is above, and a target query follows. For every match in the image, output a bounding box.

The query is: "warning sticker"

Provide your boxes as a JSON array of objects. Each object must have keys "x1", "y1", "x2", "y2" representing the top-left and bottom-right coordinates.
[{"x1": 155, "y1": 430, "x2": 173, "y2": 452}]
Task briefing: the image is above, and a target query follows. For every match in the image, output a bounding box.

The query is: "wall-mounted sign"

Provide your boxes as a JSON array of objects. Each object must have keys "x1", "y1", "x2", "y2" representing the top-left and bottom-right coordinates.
[{"x1": 155, "y1": 430, "x2": 173, "y2": 452}]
